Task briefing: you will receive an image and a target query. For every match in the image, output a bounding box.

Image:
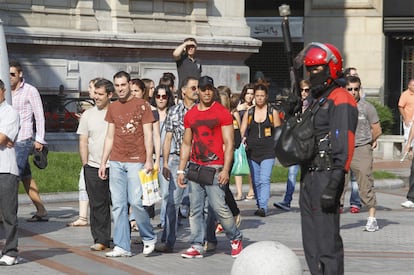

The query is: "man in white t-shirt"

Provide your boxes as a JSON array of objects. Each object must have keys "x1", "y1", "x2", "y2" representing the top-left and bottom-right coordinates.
[
  {"x1": 0, "y1": 79, "x2": 20, "y2": 265},
  {"x1": 77, "y1": 79, "x2": 113, "y2": 251}
]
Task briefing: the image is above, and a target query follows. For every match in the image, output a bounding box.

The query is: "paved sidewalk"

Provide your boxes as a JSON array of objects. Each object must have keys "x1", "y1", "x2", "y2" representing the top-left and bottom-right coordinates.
[
  {"x1": 18, "y1": 159, "x2": 410, "y2": 205},
  {"x1": 1, "y1": 159, "x2": 413, "y2": 274}
]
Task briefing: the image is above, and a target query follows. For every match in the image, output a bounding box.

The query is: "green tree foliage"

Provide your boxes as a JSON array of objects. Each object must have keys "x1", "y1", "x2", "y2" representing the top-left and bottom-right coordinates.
[{"x1": 368, "y1": 99, "x2": 394, "y2": 134}]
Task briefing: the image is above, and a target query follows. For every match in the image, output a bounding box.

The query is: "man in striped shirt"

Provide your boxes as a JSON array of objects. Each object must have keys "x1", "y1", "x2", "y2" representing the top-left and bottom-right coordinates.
[{"x1": 10, "y1": 61, "x2": 48, "y2": 222}]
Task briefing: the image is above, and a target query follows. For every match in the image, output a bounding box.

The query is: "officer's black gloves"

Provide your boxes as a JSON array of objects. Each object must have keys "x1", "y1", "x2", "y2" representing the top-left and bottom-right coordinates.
[
  {"x1": 320, "y1": 169, "x2": 345, "y2": 213},
  {"x1": 162, "y1": 167, "x2": 171, "y2": 181},
  {"x1": 286, "y1": 93, "x2": 302, "y2": 116}
]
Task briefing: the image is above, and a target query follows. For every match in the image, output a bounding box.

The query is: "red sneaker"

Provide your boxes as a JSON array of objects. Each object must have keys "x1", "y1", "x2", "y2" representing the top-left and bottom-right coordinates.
[
  {"x1": 350, "y1": 206, "x2": 360, "y2": 214},
  {"x1": 231, "y1": 239, "x2": 243, "y2": 258},
  {"x1": 181, "y1": 246, "x2": 203, "y2": 259}
]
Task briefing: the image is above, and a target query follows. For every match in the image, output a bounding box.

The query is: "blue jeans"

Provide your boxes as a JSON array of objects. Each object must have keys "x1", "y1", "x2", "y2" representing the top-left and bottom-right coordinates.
[
  {"x1": 15, "y1": 138, "x2": 33, "y2": 180},
  {"x1": 283, "y1": 164, "x2": 300, "y2": 204},
  {"x1": 159, "y1": 157, "x2": 168, "y2": 228},
  {"x1": 350, "y1": 170, "x2": 361, "y2": 208},
  {"x1": 205, "y1": 204, "x2": 218, "y2": 244},
  {"x1": 407, "y1": 155, "x2": 414, "y2": 202},
  {"x1": 160, "y1": 154, "x2": 186, "y2": 247},
  {"x1": 109, "y1": 161, "x2": 156, "y2": 252},
  {"x1": 188, "y1": 171, "x2": 242, "y2": 251},
  {"x1": 249, "y1": 158, "x2": 275, "y2": 212}
]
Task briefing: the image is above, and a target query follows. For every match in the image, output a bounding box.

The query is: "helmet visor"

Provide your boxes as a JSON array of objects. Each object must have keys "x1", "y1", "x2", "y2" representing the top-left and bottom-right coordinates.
[{"x1": 295, "y1": 42, "x2": 339, "y2": 70}]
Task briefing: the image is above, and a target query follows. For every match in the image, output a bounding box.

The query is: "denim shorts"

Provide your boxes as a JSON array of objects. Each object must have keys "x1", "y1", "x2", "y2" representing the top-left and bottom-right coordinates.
[{"x1": 15, "y1": 138, "x2": 34, "y2": 179}]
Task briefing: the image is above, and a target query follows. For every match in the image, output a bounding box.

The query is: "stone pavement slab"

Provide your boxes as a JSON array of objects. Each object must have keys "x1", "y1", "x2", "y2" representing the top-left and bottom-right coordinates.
[{"x1": 3, "y1": 185, "x2": 414, "y2": 274}]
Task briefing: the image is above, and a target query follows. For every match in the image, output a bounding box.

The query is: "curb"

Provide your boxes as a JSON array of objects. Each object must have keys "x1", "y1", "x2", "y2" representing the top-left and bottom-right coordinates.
[
  {"x1": 267, "y1": 178, "x2": 405, "y2": 194},
  {"x1": 19, "y1": 191, "x2": 78, "y2": 205}
]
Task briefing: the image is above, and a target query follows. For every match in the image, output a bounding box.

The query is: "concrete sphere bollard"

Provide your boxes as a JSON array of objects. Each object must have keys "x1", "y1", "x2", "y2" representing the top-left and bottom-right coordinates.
[{"x1": 231, "y1": 241, "x2": 302, "y2": 275}]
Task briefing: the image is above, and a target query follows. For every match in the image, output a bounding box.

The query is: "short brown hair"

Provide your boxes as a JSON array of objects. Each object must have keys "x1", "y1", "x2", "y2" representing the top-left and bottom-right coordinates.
[{"x1": 184, "y1": 37, "x2": 197, "y2": 45}]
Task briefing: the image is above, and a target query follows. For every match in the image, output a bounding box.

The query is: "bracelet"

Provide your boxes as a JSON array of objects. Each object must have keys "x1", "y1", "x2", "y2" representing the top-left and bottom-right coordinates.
[{"x1": 177, "y1": 170, "x2": 185, "y2": 174}]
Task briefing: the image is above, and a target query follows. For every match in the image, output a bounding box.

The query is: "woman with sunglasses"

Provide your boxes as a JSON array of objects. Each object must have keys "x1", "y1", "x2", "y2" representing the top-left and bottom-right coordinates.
[
  {"x1": 129, "y1": 78, "x2": 161, "y2": 229},
  {"x1": 150, "y1": 85, "x2": 175, "y2": 229}
]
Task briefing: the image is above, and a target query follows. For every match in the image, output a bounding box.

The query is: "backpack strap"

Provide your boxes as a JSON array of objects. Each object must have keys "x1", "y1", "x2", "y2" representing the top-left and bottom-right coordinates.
[
  {"x1": 247, "y1": 106, "x2": 255, "y2": 129},
  {"x1": 247, "y1": 104, "x2": 274, "y2": 126},
  {"x1": 268, "y1": 104, "x2": 274, "y2": 125}
]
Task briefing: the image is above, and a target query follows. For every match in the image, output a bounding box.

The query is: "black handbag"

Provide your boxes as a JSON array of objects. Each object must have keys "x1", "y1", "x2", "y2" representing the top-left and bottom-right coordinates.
[
  {"x1": 274, "y1": 101, "x2": 321, "y2": 167},
  {"x1": 186, "y1": 163, "x2": 217, "y2": 186}
]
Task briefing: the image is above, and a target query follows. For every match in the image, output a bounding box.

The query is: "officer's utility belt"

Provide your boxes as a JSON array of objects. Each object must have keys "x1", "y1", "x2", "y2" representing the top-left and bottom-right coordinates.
[
  {"x1": 307, "y1": 132, "x2": 333, "y2": 171},
  {"x1": 307, "y1": 150, "x2": 333, "y2": 172}
]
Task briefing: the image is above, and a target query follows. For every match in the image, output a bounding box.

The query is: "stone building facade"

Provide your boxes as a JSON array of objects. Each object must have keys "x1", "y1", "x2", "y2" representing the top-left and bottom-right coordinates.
[
  {"x1": 246, "y1": 0, "x2": 384, "y2": 101},
  {"x1": 304, "y1": 0, "x2": 384, "y2": 100},
  {"x1": 2, "y1": 0, "x2": 413, "y2": 136},
  {"x1": 1, "y1": 0, "x2": 260, "y2": 96}
]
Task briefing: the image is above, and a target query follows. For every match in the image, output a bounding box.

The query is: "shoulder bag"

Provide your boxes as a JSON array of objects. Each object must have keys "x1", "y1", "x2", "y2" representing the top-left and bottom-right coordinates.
[{"x1": 274, "y1": 100, "x2": 321, "y2": 167}]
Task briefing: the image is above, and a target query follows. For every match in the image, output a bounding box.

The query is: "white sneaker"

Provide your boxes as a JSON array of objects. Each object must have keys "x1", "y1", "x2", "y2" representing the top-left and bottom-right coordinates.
[
  {"x1": 0, "y1": 254, "x2": 19, "y2": 266},
  {"x1": 143, "y1": 243, "x2": 155, "y2": 257},
  {"x1": 401, "y1": 200, "x2": 414, "y2": 208},
  {"x1": 105, "y1": 246, "x2": 132, "y2": 257},
  {"x1": 364, "y1": 217, "x2": 379, "y2": 232}
]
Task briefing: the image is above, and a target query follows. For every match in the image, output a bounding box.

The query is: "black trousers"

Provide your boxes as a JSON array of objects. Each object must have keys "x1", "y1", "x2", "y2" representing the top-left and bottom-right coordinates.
[
  {"x1": 407, "y1": 160, "x2": 414, "y2": 202},
  {"x1": 300, "y1": 169, "x2": 344, "y2": 275},
  {"x1": 224, "y1": 184, "x2": 240, "y2": 217},
  {"x1": 84, "y1": 165, "x2": 111, "y2": 247},
  {"x1": 0, "y1": 173, "x2": 19, "y2": 257}
]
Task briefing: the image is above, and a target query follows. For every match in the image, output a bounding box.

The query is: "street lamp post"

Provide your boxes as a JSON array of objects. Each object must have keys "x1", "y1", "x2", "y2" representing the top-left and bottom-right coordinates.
[
  {"x1": 0, "y1": 19, "x2": 11, "y2": 104},
  {"x1": 279, "y1": 4, "x2": 299, "y2": 96}
]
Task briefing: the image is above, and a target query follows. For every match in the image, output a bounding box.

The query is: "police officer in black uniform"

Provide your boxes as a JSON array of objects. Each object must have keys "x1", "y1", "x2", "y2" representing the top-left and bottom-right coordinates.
[{"x1": 299, "y1": 43, "x2": 358, "y2": 275}]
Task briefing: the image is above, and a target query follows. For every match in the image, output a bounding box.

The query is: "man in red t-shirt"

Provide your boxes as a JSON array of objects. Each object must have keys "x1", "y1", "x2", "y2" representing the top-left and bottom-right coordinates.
[
  {"x1": 98, "y1": 71, "x2": 156, "y2": 258},
  {"x1": 177, "y1": 76, "x2": 243, "y2": 259}
]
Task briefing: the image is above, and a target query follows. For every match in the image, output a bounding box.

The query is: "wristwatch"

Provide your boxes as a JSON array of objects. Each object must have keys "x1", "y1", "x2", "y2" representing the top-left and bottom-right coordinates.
[{"x1": 177, "y1": 170, "x2": 185, "y2": 174}]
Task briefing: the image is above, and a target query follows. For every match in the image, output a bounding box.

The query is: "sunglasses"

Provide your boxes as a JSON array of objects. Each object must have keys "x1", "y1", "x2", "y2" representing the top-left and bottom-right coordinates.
[
  {"x1": 156, "y1": 94, "x2": 168, "y2": 100},
  {"x1": 301, "y1": 88, "x2": 310, "y2": 92},
  {"x1": 347, "y1": 87, "x2": 360, "y2": 92},
  {"x1": 10, "y1": 72, "x2": 16, "y2": 77},
  {"x1": 188, "y1": 86, "x2": 197, "y2": 91}
]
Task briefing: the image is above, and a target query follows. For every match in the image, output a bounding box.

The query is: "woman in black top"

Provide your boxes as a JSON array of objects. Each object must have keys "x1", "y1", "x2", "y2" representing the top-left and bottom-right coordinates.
[{"x1": 240, "y1": 84, "x2": 281, "y2": 217}]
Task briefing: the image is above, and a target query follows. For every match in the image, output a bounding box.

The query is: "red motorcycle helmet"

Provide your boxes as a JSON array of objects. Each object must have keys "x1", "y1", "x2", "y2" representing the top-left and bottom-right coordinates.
[{"x1": 303, "y1": 42, "x2": 343, "y2": 80}]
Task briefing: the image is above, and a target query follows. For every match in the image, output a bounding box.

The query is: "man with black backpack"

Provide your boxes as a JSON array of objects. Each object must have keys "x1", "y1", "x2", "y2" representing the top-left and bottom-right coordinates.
[{"x1": 299, "y1": 43, "x2": 358, "y2": 275}]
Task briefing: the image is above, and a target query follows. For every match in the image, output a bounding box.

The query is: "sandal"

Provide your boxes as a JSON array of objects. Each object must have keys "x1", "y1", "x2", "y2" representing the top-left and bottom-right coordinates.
[
  {"x1": 235, "y1": 194, "x2": 245, "y2": 201},
  {"x1": 245, "y1": 194, "x2": 255, "y2": 200},
  {"x1": 215, "y1": 223, "x2": 224, "y2": 234},
  {"x1": 67, "y1": 216, "x2": 88, "y2": 227},
  {"x1": 130, "y1": 220, "x2": 139, "y2": 232}
]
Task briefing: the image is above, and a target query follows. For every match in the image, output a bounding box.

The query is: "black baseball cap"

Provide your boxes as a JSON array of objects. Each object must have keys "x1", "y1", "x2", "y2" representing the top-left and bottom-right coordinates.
[{"x1": 198, "y1": 76, "x2": 214, "y2": 90}]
